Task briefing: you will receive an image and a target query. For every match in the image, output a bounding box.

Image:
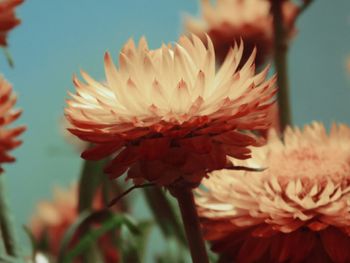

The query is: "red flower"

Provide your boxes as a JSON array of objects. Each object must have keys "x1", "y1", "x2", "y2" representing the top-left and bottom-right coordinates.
[
  {"x1": 0, "y1": 75, "x2": 25, "y2": 173},
  {"x1": 185, "y1": 0, "x2": 299, "y2": 67},
  {"x1": 65, "y1": 35, "x2": 276, "y2": 187},
  {"x1": 0, "y1": 0, "x2": 23, "y2": 47}
]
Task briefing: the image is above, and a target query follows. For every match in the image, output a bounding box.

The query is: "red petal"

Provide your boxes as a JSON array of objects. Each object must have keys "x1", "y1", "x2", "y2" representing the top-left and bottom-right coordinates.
[
  {"x1": 81, "y1": 141, "x2": 124, "y2": 161},
  {"x1": 179, "y1": 135, "x2": 212, "y2": 154},
  {"x1": 139, "y1": 137, "x2": 170, "y2": 161},
  {"x1": 321, "y1": 227, "x2": 350, "y2": 263}
]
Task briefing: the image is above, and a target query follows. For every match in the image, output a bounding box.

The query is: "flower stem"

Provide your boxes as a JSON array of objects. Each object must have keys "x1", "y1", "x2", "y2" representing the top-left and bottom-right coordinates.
[
  {"x1": 271, "y1": 0, "x2": 292, "y2": 131},
  {"x1": 0, "y1": 175, "x2": 20, "y2": 257},
  {"x1": 170, "y1": 186, "x2": 209, "y2": 263},
  {"x1": 77, "y1": 159, "x2": 106, "y2": 213},
  {"x1": 77, "y1": 159, "x2": 106, "y2": 263},
  {"x1": 143, "y1": 186, "x2": 187, "y2": 246}
]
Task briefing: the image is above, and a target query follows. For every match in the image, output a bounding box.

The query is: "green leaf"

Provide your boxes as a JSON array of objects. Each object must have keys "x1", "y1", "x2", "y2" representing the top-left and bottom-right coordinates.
[
  {"x1": 120, "y1": 220, "x2": 153, "y2": 263},
  {"x1": 59, "y1": 210, "x2": 139, "y2": 263},
  {"x1": 57, "y1": 211, "x2": 91, "y2": 262},
  {"x1": 143, "y1": 187, "x2": 187, "y2": 246}
]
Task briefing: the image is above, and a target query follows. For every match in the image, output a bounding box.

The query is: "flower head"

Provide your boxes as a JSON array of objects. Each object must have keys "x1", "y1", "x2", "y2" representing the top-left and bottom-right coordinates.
[
  {"x1": 185, "y1": 0, "x2": 299, "y2": 66},
  {"x1": 0, "y1": 75, "x2": 25, "y2": 173},
  {"x1": 65, "y1": 35, "x2": 276, "y2": 187},
  {"x1": 197, "y1": 122, "x2": 350, "y2": 263},
  {"x1": 29, "y1": 184, "x2": 120, "y2": 262},
  {"x1": 0, "y1": 0, "x2": 23, "y2": 47}
]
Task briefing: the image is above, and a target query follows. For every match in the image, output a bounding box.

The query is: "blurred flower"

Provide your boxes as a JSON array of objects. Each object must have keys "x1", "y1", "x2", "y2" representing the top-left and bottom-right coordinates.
[
  {"x1": 65, "y1": 35, "x2": 276, "y2": 187},
  {"x1": 0, "y1": 75, "x2": 25, "y2": 173},
  {"x1": 0, "y1": 0, "x2": 23, "y2": 47},
  {"x1": 185, "y1": 0, "x2": 299, "y2": 66},
  {"x1": 197, "y1": 122, "x2": 350, "y2": 263},
  {"x1": 29, "y1": 184, "x2": 120, "y2": 262}
]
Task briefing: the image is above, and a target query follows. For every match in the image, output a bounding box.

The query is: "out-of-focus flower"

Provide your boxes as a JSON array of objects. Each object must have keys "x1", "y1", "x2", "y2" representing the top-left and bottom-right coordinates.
[
  {"x1": 29, "y1": 185, "x2": 120, "y2": 262},
  {"x1": 197, "y1": 122, "x2": 350, "y2": 263},
  {"x1": 185, "y1": 0, "x2": 299, "y2": 66},
  {"x1": 0, "y1": 75, "x2": 25, "y2": 173},
  {"x1": 0, "y1": 0, "x2": 23, "y2": 47},
  {"x1": 65, "y1": 35, "x2": 276, "y2": 187}
]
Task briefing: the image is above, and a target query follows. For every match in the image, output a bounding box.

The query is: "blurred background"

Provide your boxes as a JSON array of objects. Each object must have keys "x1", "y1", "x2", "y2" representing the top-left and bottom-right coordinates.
[{"x1": 0, "y1": 0, "x2": 350, "y2": 261}]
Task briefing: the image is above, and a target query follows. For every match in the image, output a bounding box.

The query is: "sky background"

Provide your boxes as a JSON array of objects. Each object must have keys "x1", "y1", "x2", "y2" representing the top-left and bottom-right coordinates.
[{"x1": 0, "y1": 0, "x2": 350, "y2": 261}]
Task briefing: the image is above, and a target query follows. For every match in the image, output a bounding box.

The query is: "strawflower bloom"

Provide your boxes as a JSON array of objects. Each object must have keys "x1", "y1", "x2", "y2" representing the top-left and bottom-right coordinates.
[
  {"x1": 29, "y1": 184, "x2": 120, "y2": 262},
  {"x1": 185, "y1": 0, "x2": 299, "y2": 66},
  {"x1": 0, "y1": 0, "x2": 23, "y2": 47},
  {"x1": 65, "y1": 35, "x2": 276, "y2": 187},
  {"x1": 197, "y1": 122, "x2": 350, "y2": 263},
  {"x1": 0, "y1": 75, "x2": 25, "y2": 173}
]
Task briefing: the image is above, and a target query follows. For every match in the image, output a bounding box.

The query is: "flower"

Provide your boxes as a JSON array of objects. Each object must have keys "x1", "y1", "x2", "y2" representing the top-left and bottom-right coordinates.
[
  {"x1": 185, "y1": 0, "x2": 299, "y2": 66},
  {"x1": 197, "y1": 122, "x2": 350, "y2": 263},
  {"x1": 29, "y1": 184, "x2": 120, "y2": 262},
  {"x1": 0, "y1": 75, "x2": 25, "y2": 173},
  {"x1": 0, "y1": 0, "x2": 23, "y2": 47},
  {"x1": 65, "y1": 35, "x2": 276, "y2": 187}
]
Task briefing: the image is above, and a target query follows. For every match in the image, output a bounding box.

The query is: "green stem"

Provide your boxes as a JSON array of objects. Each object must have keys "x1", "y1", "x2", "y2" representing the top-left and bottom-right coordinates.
[
  {"x1": 2, "y1": 48, "x2": 14, "y2": 68},
  {"x1": 170, "y1": 186, "x2": 209, "y2": 263},
  {"x1": 143, "y1": 187, "x2": 187, "y2": 246},
  {"x1": 77, "y1": 159, "x2": 106, "y2": 213},
  {"x1": 271, "y1": 0, "x2": 292, "y2": 131},
  {"x1": 77, "y1": 159, "x2": 108, "y2": 263},
  {"x1": 0, "y1": 175, "x2": 20, "y2": 257}
]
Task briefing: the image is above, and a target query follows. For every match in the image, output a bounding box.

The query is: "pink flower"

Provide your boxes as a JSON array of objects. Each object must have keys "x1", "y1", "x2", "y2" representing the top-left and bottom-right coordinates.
[
  {"x1": 65, "y1": 35, "x2": 276, "y2": 187},
  {"x1": 197, "y1": 122, "x2": 350, "y2": 263},
  {"x1": 185, "y1": 0, "x2": 299, "y2": 66},
  {"x1": 0, "y1": 75, "x2": 25, "y2": 173}
]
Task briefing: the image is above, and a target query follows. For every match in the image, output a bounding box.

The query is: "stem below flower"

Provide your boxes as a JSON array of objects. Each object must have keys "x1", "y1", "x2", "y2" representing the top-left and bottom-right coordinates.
[
  {"x1": 77, "y1": 158, "x2": 106, "y2": 263},
  {"x1": 169, "y1": 186, "x2": 209, "y2": 263},
  {"x1": 0, "y1": 175, "x2": 20, "y2": 257},
  {"x1": 271, "y1": 0, "x2": 292, "y2": 131},
  {"x1": 143, "y1": 187, "x2": 187, "y2": 246}
]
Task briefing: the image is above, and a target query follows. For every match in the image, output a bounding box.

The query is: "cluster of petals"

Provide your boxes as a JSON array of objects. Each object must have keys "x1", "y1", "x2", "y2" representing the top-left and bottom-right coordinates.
[
  {"x1": 0, "y1": 75, "x2": 25, "y2": 173},
  {"x1": 185, "y1": 0, "x2": 299, "y2": 66},
  {"x1": 0, "y1": 0, "x2": 23, "y2": 46},
  {"x1": 197, "y1": 122, "x2": 350, "y2": 263},
  {"x1": 65, "y1": 35, "x2": 276, "y2": 186},
  {"x1": 29, "y1": 184, "x2": 120, "y2": 262}
]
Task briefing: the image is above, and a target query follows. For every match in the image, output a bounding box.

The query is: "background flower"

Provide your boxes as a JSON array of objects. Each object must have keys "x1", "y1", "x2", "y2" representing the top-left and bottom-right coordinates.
[
  {"x1": 0, "y1": 0, "x2": 23, "y2": 47},
  {"x1": 65, "y1": 35, "x2": 276, "y2": 187},
  {"x1": 0, "y1": 75, "x2": 25, "y2": 173},
  {"x1": 197, "y1": 122, "x2": 350, "y2": 263},
  {"x1": 29, "y1": 184, "x2": 120, "y2": 262},
  {"x1": 185, "y1": 0, "x2": 299, "y2": 66}
]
